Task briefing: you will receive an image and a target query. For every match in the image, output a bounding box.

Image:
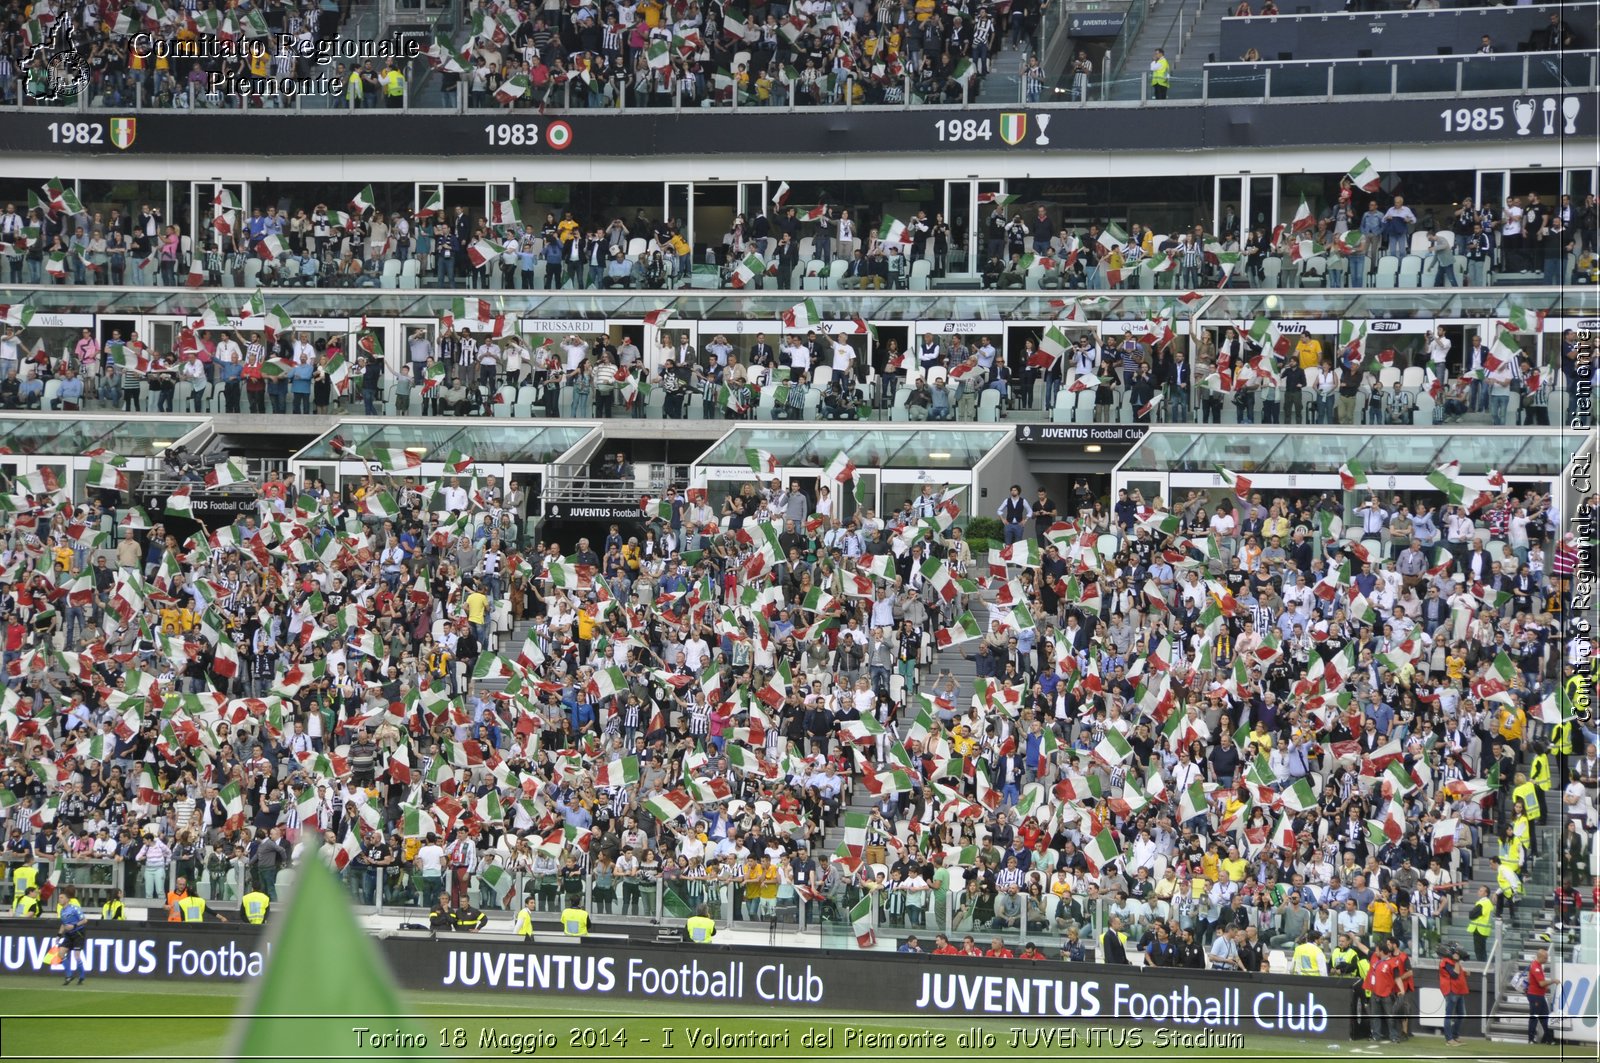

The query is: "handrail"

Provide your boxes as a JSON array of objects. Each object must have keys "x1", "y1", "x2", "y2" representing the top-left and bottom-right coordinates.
[
  {"x1": 1206, "y1": 46, "x2": 1598, "y2": 68},
  {"x1": 1219, "y1": 0, "x2": 1591, "y2": 25}
]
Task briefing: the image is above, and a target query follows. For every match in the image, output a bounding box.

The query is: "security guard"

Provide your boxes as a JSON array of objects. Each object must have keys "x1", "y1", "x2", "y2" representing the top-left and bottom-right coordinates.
[
  {"x1": 1549, "y1": 718, "x2": 1573, "y2": 757},
  {"x1": 177, "y1": 894, "x2": 229, "y2": 923},
  {"x1": 1149, "y1": 48, "x2": 1171, "y2": 100},
  {"x1": 1292, "y1": 931, "x2": 1329, "y2": 976},
  {"x1": 454, "y1": 903, "x2": 486, "y2": 932},
  {"x1": 429, "y1": 894, "x2": 455, "y2": 932},
  {"x1": 512, "y1": 896, "x2": 538, "y2": 939},
  {"x1": 1467, "y1": 885, "x2": 1494, "y2": 961},
  {"x1": 685, "y1": 904, "x2": 717, "y2": 944},
  {"x1": 1528, "y1": 742, "x2": 1552, "y2": 820},
  {"x1": 1332, "y1": 932, "x2": 1368, "y2": 983},
  {"x1": 13, "y1": 885, "x2": 40, "y2": 917},
  {"x1": 560, "y1": 903, "x2": 590, "y2": 938},
  {"x1": 166, "y1": 877, "x2": 192, "y2": 923},
  {"x1": 241, "y1": 889, "x2": 271, "y2": 925},
  {"x1": 1511, "y1": 771, "x2": 1541, "y2": 855},
  {"x1": 101, "y1": 889, "x2": 126, "y2": 921},
  {"x1": 12, "y1": 862, "x2": 38, "y2": 900}
]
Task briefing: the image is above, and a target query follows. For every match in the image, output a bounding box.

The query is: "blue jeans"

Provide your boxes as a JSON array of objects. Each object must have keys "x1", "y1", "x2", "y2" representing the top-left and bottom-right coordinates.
[
  {"x1": 1349, "y1": 256, "x2": 1366, "y2": 287},
  {"x1": 1442, "y1": 994, "x2": 1464, "y2": 1042},
  {"x1": 1002, "y1": 521, "x2": 1026, "y2": 545},
  {"x1": 1543, "y1": 256, "x2": 1563, "y2": 286},
  {"x1": 1489, "y1": 394, "x2": 1508, "y2": 425}
]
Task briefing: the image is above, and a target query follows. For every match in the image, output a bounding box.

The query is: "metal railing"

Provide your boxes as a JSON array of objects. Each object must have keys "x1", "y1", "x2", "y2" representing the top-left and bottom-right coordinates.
[
  {"x1": 541, "y1": 461, "x2": 692, "y2": 505},
  {"x1": 11, "y1": 48, "x2": 1590, "y2": 114}
]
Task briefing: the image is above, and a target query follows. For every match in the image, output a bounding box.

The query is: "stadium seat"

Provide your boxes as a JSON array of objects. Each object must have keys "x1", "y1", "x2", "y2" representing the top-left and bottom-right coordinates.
[
  {"x1": 1373, "y1": 257, "x2": 1399, "y2": 288},
  {"x1": 801, "y1": 260, "x2": 824, "y2": 290},
  {"x1": 1400, "y1": 366, "x2": 1425, "y2": 390},
  {"x1": 977, "y1": 389, "x2": 1001, "y2": 421},
  {"x1": 891, "y1": 388, "x2": 910, "y2": 421},
  {"x1": 1377, "y1": 366, "x2": 1401, "y2": 389},
  {"x1": 1261, "y1": 258, "x2": 1282, "y2": 288},
  {"x1": 926, "y1": 367, "x2": 947, "y2": 389},
  {"x1": 908, "y1": 260, "x2": 932, "y2": 290},
  {"x1": 827, "y1": 260, "x2": 848, "y2": 289},
  {"x1": 1397, "y1": 255, "x2": 1422, "y2": 287}
]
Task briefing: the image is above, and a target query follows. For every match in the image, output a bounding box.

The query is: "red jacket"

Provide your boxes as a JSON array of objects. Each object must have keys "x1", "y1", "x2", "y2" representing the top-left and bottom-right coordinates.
[{"x1": 1438, "y1": 956, "x2": 1469, "y2": 996}]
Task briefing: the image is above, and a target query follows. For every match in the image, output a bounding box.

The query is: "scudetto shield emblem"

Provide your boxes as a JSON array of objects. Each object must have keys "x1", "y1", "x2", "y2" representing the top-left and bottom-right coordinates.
[
  {"x1": 999, "y1": 113, "x2": 1027, "y2": 145},
  {"x1": 110, "y1": 117, "x2": 136, "y2": 150}
]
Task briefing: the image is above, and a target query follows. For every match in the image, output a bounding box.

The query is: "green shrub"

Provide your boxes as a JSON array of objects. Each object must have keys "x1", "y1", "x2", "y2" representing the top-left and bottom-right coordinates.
[{"x1": 966, "y1": 516, "x2": 1003, "y2": 542}]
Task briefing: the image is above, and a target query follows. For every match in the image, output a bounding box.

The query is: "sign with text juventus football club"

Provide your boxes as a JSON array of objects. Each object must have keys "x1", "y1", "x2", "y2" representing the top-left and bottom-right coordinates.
[
  {"x1": 3, "y1": 92, "x2": 1589, "y2": 158},
  {"x1": 0, "y1": 922, "x2": 1446, "y2": 1039}
]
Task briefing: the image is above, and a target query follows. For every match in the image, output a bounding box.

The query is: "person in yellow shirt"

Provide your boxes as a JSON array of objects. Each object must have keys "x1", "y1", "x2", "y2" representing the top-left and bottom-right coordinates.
[
  {"x1": 1296, "y1": 334, "x2": 1323, "y2": 370},
  {"x1": 914, "y1": 0, "x2": 936, "y2": 21},
  {"x1": 741, "y1": 857, "x2": 764, "y2": 920},
  {"x1": 556, "y1": 212, "x2": 581, "y2": 247},
  {"x1": 1445, "y1": 649, "x2": 1466, "y2": 683},
  {"x1": 382, "y1": 63, "x2": 406, "y2": 107},
  {"x1": 1200, "y1": 848, "x2": 1221, "y2": 883},
  {"x1": 464, "y1": 584, "x2": 489, "y2": 634},
  {"x1": 1368, "y1": 887, "x2": 1397, "y2": 945},
  {"x1": 637, "y1": 0, "x2": 663, "y2": 27},
  {"x1": 756, "y1": 855, "x2": 780, "y2": 917},
  {"x1": 1220, "y1": 847, "x2": 1248, "y2": 886},
  {"x1": 248, "y1": 44, "x2": 269, "y2": 79}
]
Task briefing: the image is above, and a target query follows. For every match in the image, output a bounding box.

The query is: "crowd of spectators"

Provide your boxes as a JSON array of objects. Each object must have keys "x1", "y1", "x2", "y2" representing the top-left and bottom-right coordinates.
[
  {"x1": 1, "y1": 439, "x2": 1594, "y2": 978},
  {"x1": 5, "y1": 184, "x2": 1593, "y2": 295}
]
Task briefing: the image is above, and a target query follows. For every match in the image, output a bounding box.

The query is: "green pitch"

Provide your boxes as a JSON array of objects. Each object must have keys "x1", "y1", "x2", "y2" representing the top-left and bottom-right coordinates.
[{"x1": 0, "y1": 975, "x2": 1560, "y2": 1062}]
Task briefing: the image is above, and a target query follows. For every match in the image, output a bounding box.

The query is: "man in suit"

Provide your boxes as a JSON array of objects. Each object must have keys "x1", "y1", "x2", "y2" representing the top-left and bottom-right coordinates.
[
  {"x1": 842, "y1": 249, "x2": 873, "y2": 289},
  {"x1": 451, "y1": 205, "x2": 472, "y2": 247},
  {"x1": 748, "y1": 332, "x2": 774, "y2": 368}
]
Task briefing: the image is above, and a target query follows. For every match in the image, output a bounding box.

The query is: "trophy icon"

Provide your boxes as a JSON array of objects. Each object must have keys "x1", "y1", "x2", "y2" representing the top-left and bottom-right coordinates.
[
  {"x1": 1513, "y1": 98, "x2": 1535, "y2": 135},
  {"x1": 1564, "y1": 95, "x2": 1580, "y2": 134},
  {"x1": 1035, "y1": 113, "x2": 1052, "y2": 146},
  {"x1": 1542, "y1": 97, "x2": 1557, "y2": 135}
]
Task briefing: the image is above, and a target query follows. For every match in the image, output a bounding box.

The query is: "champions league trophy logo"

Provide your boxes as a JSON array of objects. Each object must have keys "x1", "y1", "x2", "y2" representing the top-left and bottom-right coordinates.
[
  {"x1": 1035, "y1": 113, "x2": 1052, "y2": 146},
  {"x1": 1512, "y1": 98, "x2": 1536, "y2": 136}
]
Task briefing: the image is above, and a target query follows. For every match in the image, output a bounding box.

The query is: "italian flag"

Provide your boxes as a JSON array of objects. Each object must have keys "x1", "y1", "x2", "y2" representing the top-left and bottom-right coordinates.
[
  {"x1": 1084, "y1": 828, "x2": 1121, "y2": 874},
  {"x1": 0, "y1": 304, "x2": 34, "y2": 328},
  {"x1": 642, "y1": 308, "x2": 675, "y2": 327},
  {"x1": 643, "y1": 789, "x2": 694, "y2": 823},
  {"x1": 350, "y1": 184, "x2": 376, "y2": 214},
  {"x1": 1091, "y1": 728, "x2": 1133, "y2": 768},
  {"x1": 1502, "y1": 302, "x2": 1547, "y2": 333},
  {"x1": 416, "y1": 188, "x2": 444, "y2": 218},
  {"x1": 729, "y1": 254, "x2": 764, "y2": 289},
  {"x1": 746, "y1": 448, "x2": 779, "y2": 475},
  {"x1": 934, "y1": 612, "x2": 981, "y2": 649},
  {"x1": 1338, "y1": 462, "x2": 1367, "y2": 491},
  {"x1": 594, "y1": 755, "x2": 640, "y2": 789},
  {"x1": 849, "y1": 894, "x2": 876, "y2": 948},
  {"x1": 590, "y1": 665, "x2": 628, "y2": 701},
  {"x1": 1290, "y1": 195, "x2": 1314, "y2": 234},
  {"x1": 212, "y1": 632, "x2": 241, "y2": 679},
  {"x1": 782, "y1": 298, "x2": 820, "y2": 330},
  {"x1": 358, "y1": 447, "x2": 422, "y2": 471},
  {"x1": 254, "y1": 234, "x2": 285, "y2": 260},
  {"x1": 823, "y1": 451, "x2": 856, "y2": 483},
  {"x1": 362, "y1": 491, "x2": 400, "y2": 519},
  {"x1": 441, "y1": 450, "x2": 474, "y2": 473},
  {"x1": 85, "y1": 461, "x2": 127, "y2": 492},
  {"x1": 1431, "y1": 817, "x2": 1459, "y2": 855},
  {"x1": 205, "y1": 458, "x2": 248, "y2": 488},
  {"x1": 1347, "y1": 157, "x2": 1382, "y2": 194},
  {"x1": 219, "y1": 782, "x2": 246, "y2": 831},
  {"x1": 479, "y1": 864, "x2": 517, "y2": 906},
  {"x1": 876, "y1": 217, "x2": 908, "y2": 246},
  {"x1": 1214, "y1": 464, "x2": 1250, "y2": 499},
  {"x1": 467, "y1": 239, "x2": 505, "y2": 269},
  {"x1": 1178, "y1": 781, "x2": 1209, "y2": 823},
  {"x1": 388, "y1": 744, "x2": 412, "y2": 784},
  {"x1": 1279, "y1": 777, "x2": 1318, "y2": 812}
]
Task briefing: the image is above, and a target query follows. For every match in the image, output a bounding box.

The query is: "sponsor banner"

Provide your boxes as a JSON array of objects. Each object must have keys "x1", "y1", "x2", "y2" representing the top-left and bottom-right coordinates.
[
  {"x1": 1015, "y1": 424, "x2": 1150, "y2": 445},
  {"x1": 22, "y1": 312, "x2": 94, "y2": 328},
  {"x1": 8, "y1": 93, "x2": 1588, "y2": 157},
  {"x1": 522, "y1": 319, "x2": 606, "y2": 335},
  {"x1": 1362, "y1": 319, "x2": 1435, "y2": 335},
  {"x1": 915, "y1": 320, "x2": 1006, "y2": 336},
  {"x1": 0, "y1": 923, "x2": 1482, "y2": 1038},
  {"x1": 543, "y1": 502, "x2": 648, "y2": 521},
  {"x1": 1068, "y1": 11, "x2": 1126, "y2": 35},
  {"x1": 139, "y1": 492, "x2": 258, "y2": 528}
]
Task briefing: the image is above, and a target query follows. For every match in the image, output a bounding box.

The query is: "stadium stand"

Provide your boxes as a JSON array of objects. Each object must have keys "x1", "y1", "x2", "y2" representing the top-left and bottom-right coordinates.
[{"x1": 0, "y1": 0, "x2": 1593, "y2": 1042}]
